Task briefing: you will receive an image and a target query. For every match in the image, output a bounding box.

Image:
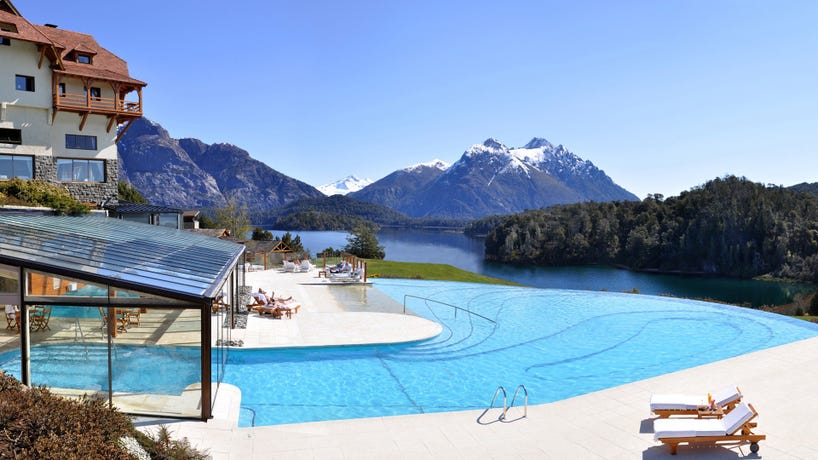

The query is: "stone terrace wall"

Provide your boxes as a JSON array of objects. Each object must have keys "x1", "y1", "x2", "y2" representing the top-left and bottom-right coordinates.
[{"x1": 35, "y1": 156, "x2": 118, "y2": 205}]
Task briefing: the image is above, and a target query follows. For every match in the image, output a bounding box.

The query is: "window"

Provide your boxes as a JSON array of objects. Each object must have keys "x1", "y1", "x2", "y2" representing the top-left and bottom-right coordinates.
[
  {"x1": 56, "y1": 158, "x2": 104, "y2": 182},
  {"x1": 15, "y1": 75, "x2": 34, "y2": 92},
  {"x1": 0, "y1": 128, "x2": 22, "y2": 145},
  {"x1": 0, "y1": 154, "x2": 33, "y2": 180},
  {"x1": 0, "y1": 22, "x2": 18, "y2": 33},
  {"x1": 58, "y1": 83, "x2": 66, "y2": 95},
  {"x1": 76, "y1": 54, "x2": 91, "y2": 64},
  {"x1": 0, "y1": 37, "x2": 9, "y2": 46},
  {"x1": 84, "y1": 86, "x2": 101, "y2": 101},
  {"x1": 65, "y1": 134, "x2": 97, "y2": 150}
]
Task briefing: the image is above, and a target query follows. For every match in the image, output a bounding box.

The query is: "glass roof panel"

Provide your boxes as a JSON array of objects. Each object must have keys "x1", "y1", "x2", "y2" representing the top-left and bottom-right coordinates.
[{"x1": 0, "y1": 215, "x2": 244, "y2": 300}]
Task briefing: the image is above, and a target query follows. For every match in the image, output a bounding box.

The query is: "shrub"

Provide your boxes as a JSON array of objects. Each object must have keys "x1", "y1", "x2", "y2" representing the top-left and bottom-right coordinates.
[
  {"x1": 0, "y1": 178, "x2": 89, "y2": 215},
  {"x1": 135, "y1": 426, "x2": 209, "y2": 460},
  {"x1": 0, "y1": 372, "x2": 208, "y2": 459},
  {"x1": 0, "y1": 372, "x2": 132, "y2": 459}
]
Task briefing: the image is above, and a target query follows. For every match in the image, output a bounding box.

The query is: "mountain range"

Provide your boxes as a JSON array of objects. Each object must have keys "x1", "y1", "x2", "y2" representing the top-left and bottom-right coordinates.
[
  {"x1": 118, "y1": 119, "x2": 323, "y2": 209},
  {"x1": 350, "y1": 139, "x2": 637, "y2": 218},
  {"x1": 118, "y1": 118, "x2": 638, "y2": 220}
]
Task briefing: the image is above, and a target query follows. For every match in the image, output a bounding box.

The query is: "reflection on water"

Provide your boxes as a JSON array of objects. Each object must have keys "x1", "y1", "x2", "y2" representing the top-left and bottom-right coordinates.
[{"x1": 268, "y1": 228, "x2": 815, "y2": 307}]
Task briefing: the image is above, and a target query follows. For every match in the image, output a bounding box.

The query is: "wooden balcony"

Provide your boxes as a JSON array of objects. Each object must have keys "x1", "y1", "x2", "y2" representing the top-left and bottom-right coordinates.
[{"x1": 54, "y1": 92, "x2": 143, "y2": 118}]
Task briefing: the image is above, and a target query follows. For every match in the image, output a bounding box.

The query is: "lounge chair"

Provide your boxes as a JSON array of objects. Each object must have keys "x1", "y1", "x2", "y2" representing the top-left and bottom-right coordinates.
[
  {"x1": 282, "y1": 261, "x2": 297, "y2": 272},
  {"x1": 253, "y1": 304, "x2": 285, "y2": 319},
  {"x1": 654, "y1": 402, "x2": 765, "y2": 455},
  {"x1": 650, "y1": 385, "x2": 742, "y2": 418},
  {"x1": 5, "y1": 305, "x2": 18, "y2": 330},
  {"x1": 31, "y1": 306, "x2": 52, "y2": 332},
  {"x1": 299, "y1": 260, "x2": 314, "y2": 272}
]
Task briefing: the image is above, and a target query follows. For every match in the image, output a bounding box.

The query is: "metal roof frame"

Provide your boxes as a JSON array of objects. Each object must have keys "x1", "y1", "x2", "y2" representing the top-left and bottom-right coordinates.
[{"x1": 0, "y1": 214, "x2": 244, "y2": 303}]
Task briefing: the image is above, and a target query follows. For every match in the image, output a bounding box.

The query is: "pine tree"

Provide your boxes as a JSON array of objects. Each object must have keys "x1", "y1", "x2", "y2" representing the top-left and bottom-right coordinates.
[{"x1": 344, "y1": 225, "x2": 385, "y2": 259}]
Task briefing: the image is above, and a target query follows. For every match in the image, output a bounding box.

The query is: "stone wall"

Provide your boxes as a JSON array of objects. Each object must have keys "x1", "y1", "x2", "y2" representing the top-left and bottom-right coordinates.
[{"x1": 34, "y1": 156, "x2": 118, "y2": 205}]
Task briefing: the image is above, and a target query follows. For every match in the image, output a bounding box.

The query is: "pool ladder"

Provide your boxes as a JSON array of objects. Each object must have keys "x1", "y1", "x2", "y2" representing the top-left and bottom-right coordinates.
[{"x1": 477, "y1": 384, "x2": 528, "y2": 424}]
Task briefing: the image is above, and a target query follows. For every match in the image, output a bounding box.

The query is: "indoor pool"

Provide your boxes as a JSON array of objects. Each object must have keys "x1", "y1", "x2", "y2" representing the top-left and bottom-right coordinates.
[
  {"x1": 225, "y1": 279, "x2": 818, "y2": 427},
  {"x1": 0, "y1": 344, "x2": 199, "y2": 394}
]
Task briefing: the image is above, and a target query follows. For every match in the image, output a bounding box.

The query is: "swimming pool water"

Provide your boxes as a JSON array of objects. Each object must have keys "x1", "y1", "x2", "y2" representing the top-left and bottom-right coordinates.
[
  {"x1": 0, "y1": 344, "x2": 199, "y2": 394},
  {"x1": 2, "y1": 281, "x2": 814, "y2": 426},
  {"x1": 224, "y1": 280, "x2": 818, "y2": 427}
]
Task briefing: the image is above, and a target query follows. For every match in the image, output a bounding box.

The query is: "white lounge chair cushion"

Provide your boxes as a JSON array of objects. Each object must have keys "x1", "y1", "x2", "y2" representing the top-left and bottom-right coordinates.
[
  {"x1": 654, "y1": 403, "x2": 756, "y2": 440},
  {"x1": 712, "y1": 385, "x2": 741, "y2": 407},
  {"x1": 649, "y1": 385, "x2": 740, "y2": 411},
  {"x1": 721, "y1": 402, "x2": 754, "y2": 435},
  {"x1": 650, "y1": 394, "x2": 701, "y2": 411},
  {"x1": 654, "y1": 418, "x2": 726, "y2": 440}
]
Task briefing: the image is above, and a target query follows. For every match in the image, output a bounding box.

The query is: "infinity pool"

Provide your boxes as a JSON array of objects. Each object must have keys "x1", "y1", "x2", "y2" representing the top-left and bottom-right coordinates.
[
  {"x1": 2, "y1": 280, "x2": 815, "y2": 426},
  {"x1": 226, "y1": 280, "x2": 818, "y2": 426}
]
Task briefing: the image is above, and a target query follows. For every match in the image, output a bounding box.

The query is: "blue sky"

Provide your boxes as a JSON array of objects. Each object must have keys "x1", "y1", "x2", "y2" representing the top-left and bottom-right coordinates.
[{"x1": 24, "y1": 1, "x2": 818, "y2": 199}]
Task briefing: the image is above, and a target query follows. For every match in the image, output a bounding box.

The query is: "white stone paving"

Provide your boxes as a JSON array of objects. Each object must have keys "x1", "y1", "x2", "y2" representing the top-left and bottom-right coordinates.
[{"x1": 140, "y1": 267, "x2": 818, "y2": 459}]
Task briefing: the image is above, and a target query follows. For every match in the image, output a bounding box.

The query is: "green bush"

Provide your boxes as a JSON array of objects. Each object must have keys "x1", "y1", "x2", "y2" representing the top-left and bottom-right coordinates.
[
  {"x1": 0, "y1": 372, "x2": 132, "y2": 459},
  {"x1": 0, "y1": 372, "x2": 208, "y2": 459},
  {"x1": 0, "y1": 178, "x2": 89, "y2": 215}
]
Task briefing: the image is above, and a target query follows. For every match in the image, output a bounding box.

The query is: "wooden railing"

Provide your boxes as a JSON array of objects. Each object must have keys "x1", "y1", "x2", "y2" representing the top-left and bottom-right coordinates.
[{"x1": 53, "y1": 92, "x2": 142, "y2": 116}]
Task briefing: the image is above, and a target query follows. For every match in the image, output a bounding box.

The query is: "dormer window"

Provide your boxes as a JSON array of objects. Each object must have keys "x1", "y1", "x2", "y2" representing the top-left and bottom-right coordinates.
[
  {"x1": 76, "y1": 54, "x2": 91, "y2": 64},
  {"x1": 0, "y1": 22, "x2": 17, "y2": 33}
]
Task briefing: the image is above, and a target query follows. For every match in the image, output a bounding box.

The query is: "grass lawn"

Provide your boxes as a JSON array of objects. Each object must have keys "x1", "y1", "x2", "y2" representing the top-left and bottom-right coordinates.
[{"x1": 365, "y1": 259, "x2": 520, "y2": 285}]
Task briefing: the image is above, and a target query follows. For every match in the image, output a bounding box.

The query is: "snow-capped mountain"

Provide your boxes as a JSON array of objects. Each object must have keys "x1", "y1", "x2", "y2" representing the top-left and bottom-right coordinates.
[
  {"x1": 317, "y1": 175, "x2": 374, "y2": 196},
  {"x1": 353, "y1": 137, "x2": 638, "y2": 219},
  {"x1": 402, "y1": 159, "x2": 450, "y2": 173},
  {"x1": 348, "y1": 159, "x2": 450, "y2": 212}
]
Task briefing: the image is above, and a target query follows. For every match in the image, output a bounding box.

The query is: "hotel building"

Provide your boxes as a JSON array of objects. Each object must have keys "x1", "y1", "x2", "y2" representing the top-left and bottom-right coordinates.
[{"x1": 0, "y1": 0, "x2": 145, "y2": 205}]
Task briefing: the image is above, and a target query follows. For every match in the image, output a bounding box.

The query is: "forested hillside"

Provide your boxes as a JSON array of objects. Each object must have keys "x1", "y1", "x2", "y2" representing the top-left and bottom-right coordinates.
[
  {"x1": 252, "y1": 195, "x2": 411, "y2": 228},
  {"x1": 485, "y1": 176, "x2": 818, "y2": 282}
]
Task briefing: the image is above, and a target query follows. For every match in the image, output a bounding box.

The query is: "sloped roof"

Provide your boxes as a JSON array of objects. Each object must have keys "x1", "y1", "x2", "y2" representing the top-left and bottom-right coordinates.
[
  {"x1": 188, "y1": 228, "x2": 231, "y2": 238},
  {"x1": 38, "y1": 26, "x2": 146, "y2": 87},
  {"x1": 0, "y1": 9, "x2": 52, "y2": 45},
  {"x1": 244, "y1": 240, "x2": 293, "y2": 254},
  {"x1": 0, "y1": 0, "x2": 20, "y2": 15},
  {"x1": 0, "y1": 215, "x2": 244, "y2": 302},
  {"x1": 0, "y1": 1, "x2": 145, "y2": 88},
  {"x1": 105, "y1": 202, "x2": 182, "y2": 215}
]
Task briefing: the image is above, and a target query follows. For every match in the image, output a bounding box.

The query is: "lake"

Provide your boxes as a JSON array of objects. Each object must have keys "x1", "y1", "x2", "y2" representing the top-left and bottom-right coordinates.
[{"x1": 268, "y1": 228, "x2": 815, "y2": 307}]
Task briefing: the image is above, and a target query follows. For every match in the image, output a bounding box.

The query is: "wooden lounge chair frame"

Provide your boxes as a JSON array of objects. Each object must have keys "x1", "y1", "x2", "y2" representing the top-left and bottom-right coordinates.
[
  {"x1": 652, "y1": 386, "x2": 742, "y2": 418},
  {"x1": 31, "y1": 306, "x2": 52, "y2": 332},
  {"x1": 657, "y1": 403, "x2": 765, "y2": 455}
]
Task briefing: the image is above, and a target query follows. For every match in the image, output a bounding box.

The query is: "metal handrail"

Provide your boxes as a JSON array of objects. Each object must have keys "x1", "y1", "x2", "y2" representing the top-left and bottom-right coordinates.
[
  {"x1": 403, "y1": 294, "x2": 496, "y2": 323},
  {"x1": 490, "y1": 386, "x2": 508, "y2": 420},
  {"x1": 509, "y1": 384, "x2": 528, "y2": 419}
]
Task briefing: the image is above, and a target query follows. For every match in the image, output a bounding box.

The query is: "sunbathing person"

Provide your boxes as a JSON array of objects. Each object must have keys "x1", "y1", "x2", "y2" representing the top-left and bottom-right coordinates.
[
  {"x1": 329, "y1": 261, "x2": 352, "y2": 273},
  {"x1": 250, "y1": 288, "x2": 271, "y2": 306},
  {"x1": 255, "y1": 303, "x2": 285, "y2": 318}
]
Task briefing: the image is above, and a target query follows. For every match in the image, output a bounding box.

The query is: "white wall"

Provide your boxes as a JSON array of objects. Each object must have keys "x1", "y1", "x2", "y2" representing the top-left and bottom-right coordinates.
[
  {"x1": 1, "y1": 39, "x2": 116, "y2": 160},
  {"x1": 0, "y1": 39, "x2": 53, "y2": 157}
]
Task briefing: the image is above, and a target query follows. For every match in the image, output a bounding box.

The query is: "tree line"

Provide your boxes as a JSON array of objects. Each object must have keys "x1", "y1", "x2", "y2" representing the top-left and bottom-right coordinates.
[{"x1": 481, "y1": 176, "x2": 818, "y2": 282}]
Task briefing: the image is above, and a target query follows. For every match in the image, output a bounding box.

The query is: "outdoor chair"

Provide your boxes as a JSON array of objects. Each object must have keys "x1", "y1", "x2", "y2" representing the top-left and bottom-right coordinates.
[
  {"x1": 125, "y1": 308, "x2": 141, "y2": 327},
  {"x1": 651, "y1": 385, "x2": 742, "y2": 418},
  {"x1": 31, "y1": 306, "x2": 51, "y2": 332},
  {"x1": 654, "y1": 402, "x2": 765, "y2": 455},
  {"x1": 5, "y1": 305, "x2": 18, "y2": 330}
]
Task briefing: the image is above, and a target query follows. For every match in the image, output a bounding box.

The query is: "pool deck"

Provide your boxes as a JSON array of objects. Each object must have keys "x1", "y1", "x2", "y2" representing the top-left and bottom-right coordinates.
[{"x1": 141, "y1": 268, "x2": 818, "y2": 459}]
